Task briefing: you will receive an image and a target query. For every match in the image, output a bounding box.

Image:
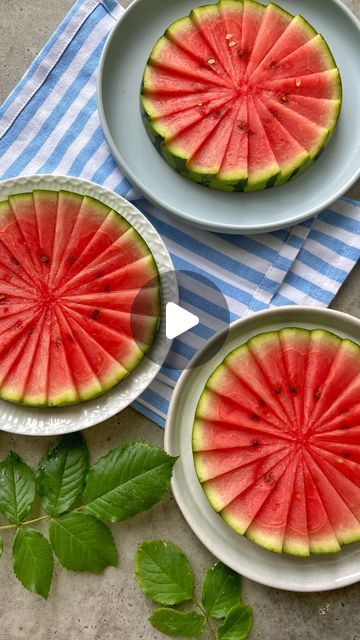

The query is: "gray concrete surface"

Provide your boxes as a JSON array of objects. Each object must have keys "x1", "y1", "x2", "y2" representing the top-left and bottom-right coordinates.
[{"x1": 0, "y1": 1, "x2": 360, "y2": 639}]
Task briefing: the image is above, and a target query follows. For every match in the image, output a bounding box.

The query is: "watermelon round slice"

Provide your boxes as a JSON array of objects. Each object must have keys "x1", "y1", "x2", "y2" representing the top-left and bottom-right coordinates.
[
  {"x1": 141, "y1": 1, "x2": 342, "y2": 191},
  {"x1": 193, "y1": 328, "x2": 360, "y2": 556},
  {"x1": 0, "y1": 190, "x2": 160, "y2": 406}
]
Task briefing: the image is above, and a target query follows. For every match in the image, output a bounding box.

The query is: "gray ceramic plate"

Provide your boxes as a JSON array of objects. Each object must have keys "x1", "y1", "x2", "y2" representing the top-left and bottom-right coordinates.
[
  {"x1": 0, "y1": 175, "x2": 177, "y2": 436},
  {"x1": 97, "y1": 0, "x2": 360, "y2": 234},
  {"x1": 165, "y1": 306, "x2": 360, "y2": 591}
]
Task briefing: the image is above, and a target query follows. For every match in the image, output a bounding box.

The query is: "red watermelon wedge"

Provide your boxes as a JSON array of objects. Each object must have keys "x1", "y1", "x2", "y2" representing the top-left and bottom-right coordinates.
[
  {"x1": 193, "y1": 328, "x2": 360, "y2": 556},
  {"x1": 0, "y1": 190, "x2": 160, "y2": 406},
  {"x1": 141, "y1": 1, "x2": 342, "y2": 191}
]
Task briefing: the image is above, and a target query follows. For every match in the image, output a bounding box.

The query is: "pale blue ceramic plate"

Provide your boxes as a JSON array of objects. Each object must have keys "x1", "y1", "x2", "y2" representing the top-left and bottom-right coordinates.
[{"x1": 97, "y1": 0, "x2": 360, "y2": 234}]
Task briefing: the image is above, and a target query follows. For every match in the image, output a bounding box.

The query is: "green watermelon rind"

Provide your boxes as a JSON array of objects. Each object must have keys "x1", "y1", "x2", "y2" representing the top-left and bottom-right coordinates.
[
  {"x1": 58, "y1": 189, "x2": 83, "y2": 210},
  {"x1": 45, "y1": 388, "x2": 80, "y2": 408},
  {"x1": 307, "y1": 537, "x2": 341, "y2": 555},
  {"x1": 3, "y1": 306, "x2": 161, "y2": 408},
  {"x1": 20, "y1": 333, "x2": 158, "y2": 408},
  {"x1": 141, "y1": 1, "x2": 342, "y2": 192},
  {"x1": 0, "y1": 316, "x2": 161, "y2": 408},
  {"x1": 282, "y1": 538, "x2": 312, "y2": 558},
  {"x1": 141, "y1": 101, "x2": 278, "y2": 193},
  {"x1": 268, "y1": 1, "x2": 293, "y2": 22},
  {"x1": 192, "y1": 328, "x2": 360, "y2": 556},
  {"x1": 274, "y1": 148, "x2": 310, "y2": 186},
  {"x1": 43, "y1": 301, "x2": 160, "y2": 407}
]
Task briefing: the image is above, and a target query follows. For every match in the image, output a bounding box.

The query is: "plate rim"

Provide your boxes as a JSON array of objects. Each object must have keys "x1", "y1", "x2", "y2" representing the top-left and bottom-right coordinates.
[
  {"x1": 164, "y1": 305, "x2": 360, "y2": 591},
  {"x1": 97, "y1": 0, "x2": 360, "y2": 234},
  {"x1": 0, "y1": 173, "x2": 176, "y2": 436}
]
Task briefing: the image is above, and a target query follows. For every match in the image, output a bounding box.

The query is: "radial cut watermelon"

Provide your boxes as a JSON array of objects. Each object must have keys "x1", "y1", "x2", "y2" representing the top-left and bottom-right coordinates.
[
  {"x1": 0, "y1": 190, "x2": 160, "y2": 406},
  {"x1": 141, "y1": 1, "x2": 342, "y2": 192},
  {"x1": 193, "y1": 328, "x2": 360, "y2": 556}
]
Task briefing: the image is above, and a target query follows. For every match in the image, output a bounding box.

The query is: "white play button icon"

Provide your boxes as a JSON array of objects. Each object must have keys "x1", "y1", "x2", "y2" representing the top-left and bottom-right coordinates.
[
  {"x1": 166, "y1": 302, "x2": 199, "y2": 340},
  {"x1": 131, "y1": 269, "x2": 230, "y2": 369}
]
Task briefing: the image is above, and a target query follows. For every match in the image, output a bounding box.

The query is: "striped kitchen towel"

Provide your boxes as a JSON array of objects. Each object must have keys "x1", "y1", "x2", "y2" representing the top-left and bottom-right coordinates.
[{"x1": 0, "y1": 0, "x2": 359, "y2": 427}]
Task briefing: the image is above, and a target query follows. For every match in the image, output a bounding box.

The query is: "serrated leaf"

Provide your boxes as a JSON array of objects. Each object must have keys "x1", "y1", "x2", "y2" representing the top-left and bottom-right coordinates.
[
  {"x1": 0, "y1": 451, "x2": 35, "y2": 523},
  {"x1": 135, "y1": 541, "x2": 193, "y2": 605},
  {"x1": 12, "y1": 527, "x2": 54, "y2": 599},
  {"x1": 149, "y1": 609, "x2": 206, "y2": 638},
  {"x1": 83, "y1": 442, "x2": 177, "y2": 522},
  {"x1": 49, "y1": 511, "x2": 117, "y2": 572},
  {"x1": 36, "y1": 433, "x2": 89, "y2": 516},
  {"x1": 202, "y1": 561, "x2": 241, "y2": 619},
  {"x1": 218, "y1": 604, "x2": 253, "y2": 640}
]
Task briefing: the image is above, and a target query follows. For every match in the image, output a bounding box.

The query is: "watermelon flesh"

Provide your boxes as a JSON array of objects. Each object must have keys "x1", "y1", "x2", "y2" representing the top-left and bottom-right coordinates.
[
  {"x1": 193, "y1": 329, "x2": 360, "y2": 555},
  {"x1": 141, "y1": 1, "x2": 342, "y2": 191},
  {"x1": 0, "y1": 190, "x2": 160, "y2": 407}
]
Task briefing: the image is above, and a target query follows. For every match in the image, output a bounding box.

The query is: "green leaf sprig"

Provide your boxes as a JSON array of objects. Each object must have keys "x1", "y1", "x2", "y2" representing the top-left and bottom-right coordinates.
[
  {"x1": 0, "y1": 435, "x2": 177, "y2": 599},
  {"x1": 135, "y1": 541, "x2": 253, "y2": 639}
]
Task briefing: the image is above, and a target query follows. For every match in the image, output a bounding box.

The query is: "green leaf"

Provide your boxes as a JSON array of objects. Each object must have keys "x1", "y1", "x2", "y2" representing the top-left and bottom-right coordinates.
[
  {"x1": 36, "y1": 433, "x2": 89, "y2": 516},
  {"x1": 49, "y1": 511, "x2": 117, "y2": 572},
  {"x1": 202, "y1": 561, "x2": 242, "y2": 619},
  {"x1": 149, "y1": 609, "x2": 206, "y2": 638},
  {"x1": 135, "y1": 541, "x2": 193, "y2": 605},
  {"x1": 218, "y1": 605, "x2": 253, "y2": 640},
  {"x1": 0, "y1": 451, "x2": 35, "y2": 523},
  {"x1": 83, "y1": 442, "x2": 177, "y2": 522},
  {"x1": 12, "y1": 527, "x2": 54, "y2": 599}
]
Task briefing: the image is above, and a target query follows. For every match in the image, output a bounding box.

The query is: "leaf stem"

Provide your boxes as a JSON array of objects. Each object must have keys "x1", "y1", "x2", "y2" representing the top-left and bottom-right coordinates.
[
  {"x1": 0, "y1": 503, "x2": 85, "y2": 531},
  {"x1": 0, "y1": 514, "x2": 50, "y2": 531},
  {"x1": 22, "y1": 514, "x2": 51, "y2": 526},
  {"x1": 73, "y1": 504, "x2": 85, "y2": 512},
  {"x1": 195, "y1": 600, "x2": 217, "y2": 640},
  {"x1": 0, "y1": 522, "x2": 17, "y2": 531}
]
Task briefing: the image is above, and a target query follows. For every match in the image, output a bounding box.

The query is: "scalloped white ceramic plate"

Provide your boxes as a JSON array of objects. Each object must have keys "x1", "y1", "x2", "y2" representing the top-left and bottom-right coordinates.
[
  {"x1": 0, "y1": 174, "x2": 176, "y2": 436},
  {"x1": 165, "y1": 306, "x2": 360, "y2": 592},
  {"x1": 98, "y1": 0, "x2": 360, "y2": 234}
]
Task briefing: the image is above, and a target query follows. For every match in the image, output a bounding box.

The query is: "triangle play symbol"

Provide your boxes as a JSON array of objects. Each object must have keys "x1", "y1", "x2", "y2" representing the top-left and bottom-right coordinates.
[{"x1": 165, "y1": 302, "x2": 199, "y2": 340}]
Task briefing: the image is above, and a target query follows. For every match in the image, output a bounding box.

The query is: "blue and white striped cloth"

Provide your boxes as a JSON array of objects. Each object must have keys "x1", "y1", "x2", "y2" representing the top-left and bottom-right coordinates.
[{"x1": 0, "y1": 0, "x2": 359, "y2": 427}]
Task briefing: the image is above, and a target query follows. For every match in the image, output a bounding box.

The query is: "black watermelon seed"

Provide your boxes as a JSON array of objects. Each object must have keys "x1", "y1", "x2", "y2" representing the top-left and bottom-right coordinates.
[
  {"x1": 251, "y1": 440, "x2": 260, "y2": 448},
  {"x1": 238, "y1": 49, "x2": 249, "y2": 60},
  {"x1": 264, "y1": 473, "x2": 274, "y2": 485},
  {"x1": 314, "y1": 390, "x2": 321, "y2": 399},
  {"x1": 250, "y1": 413, "x2": 260, "y2": 422},
  {"x1": 274, "y1": 387, "x2": 281, "y2": 395},
  {"x1": 41, "y1": 255, "x2": 49, "y2": 264},
  {"x1": 10, "y1": 257, "x2": 19, "y2": 266},
  {"x1": 289, "y1": 385, "x2": 297, "y2": 395},
  {"x1": 103, "y1": 285, "x2": 110, "y2": 293},
  {"x1": 91, "y1": 308, "x2": 100, "y2": 320}
]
